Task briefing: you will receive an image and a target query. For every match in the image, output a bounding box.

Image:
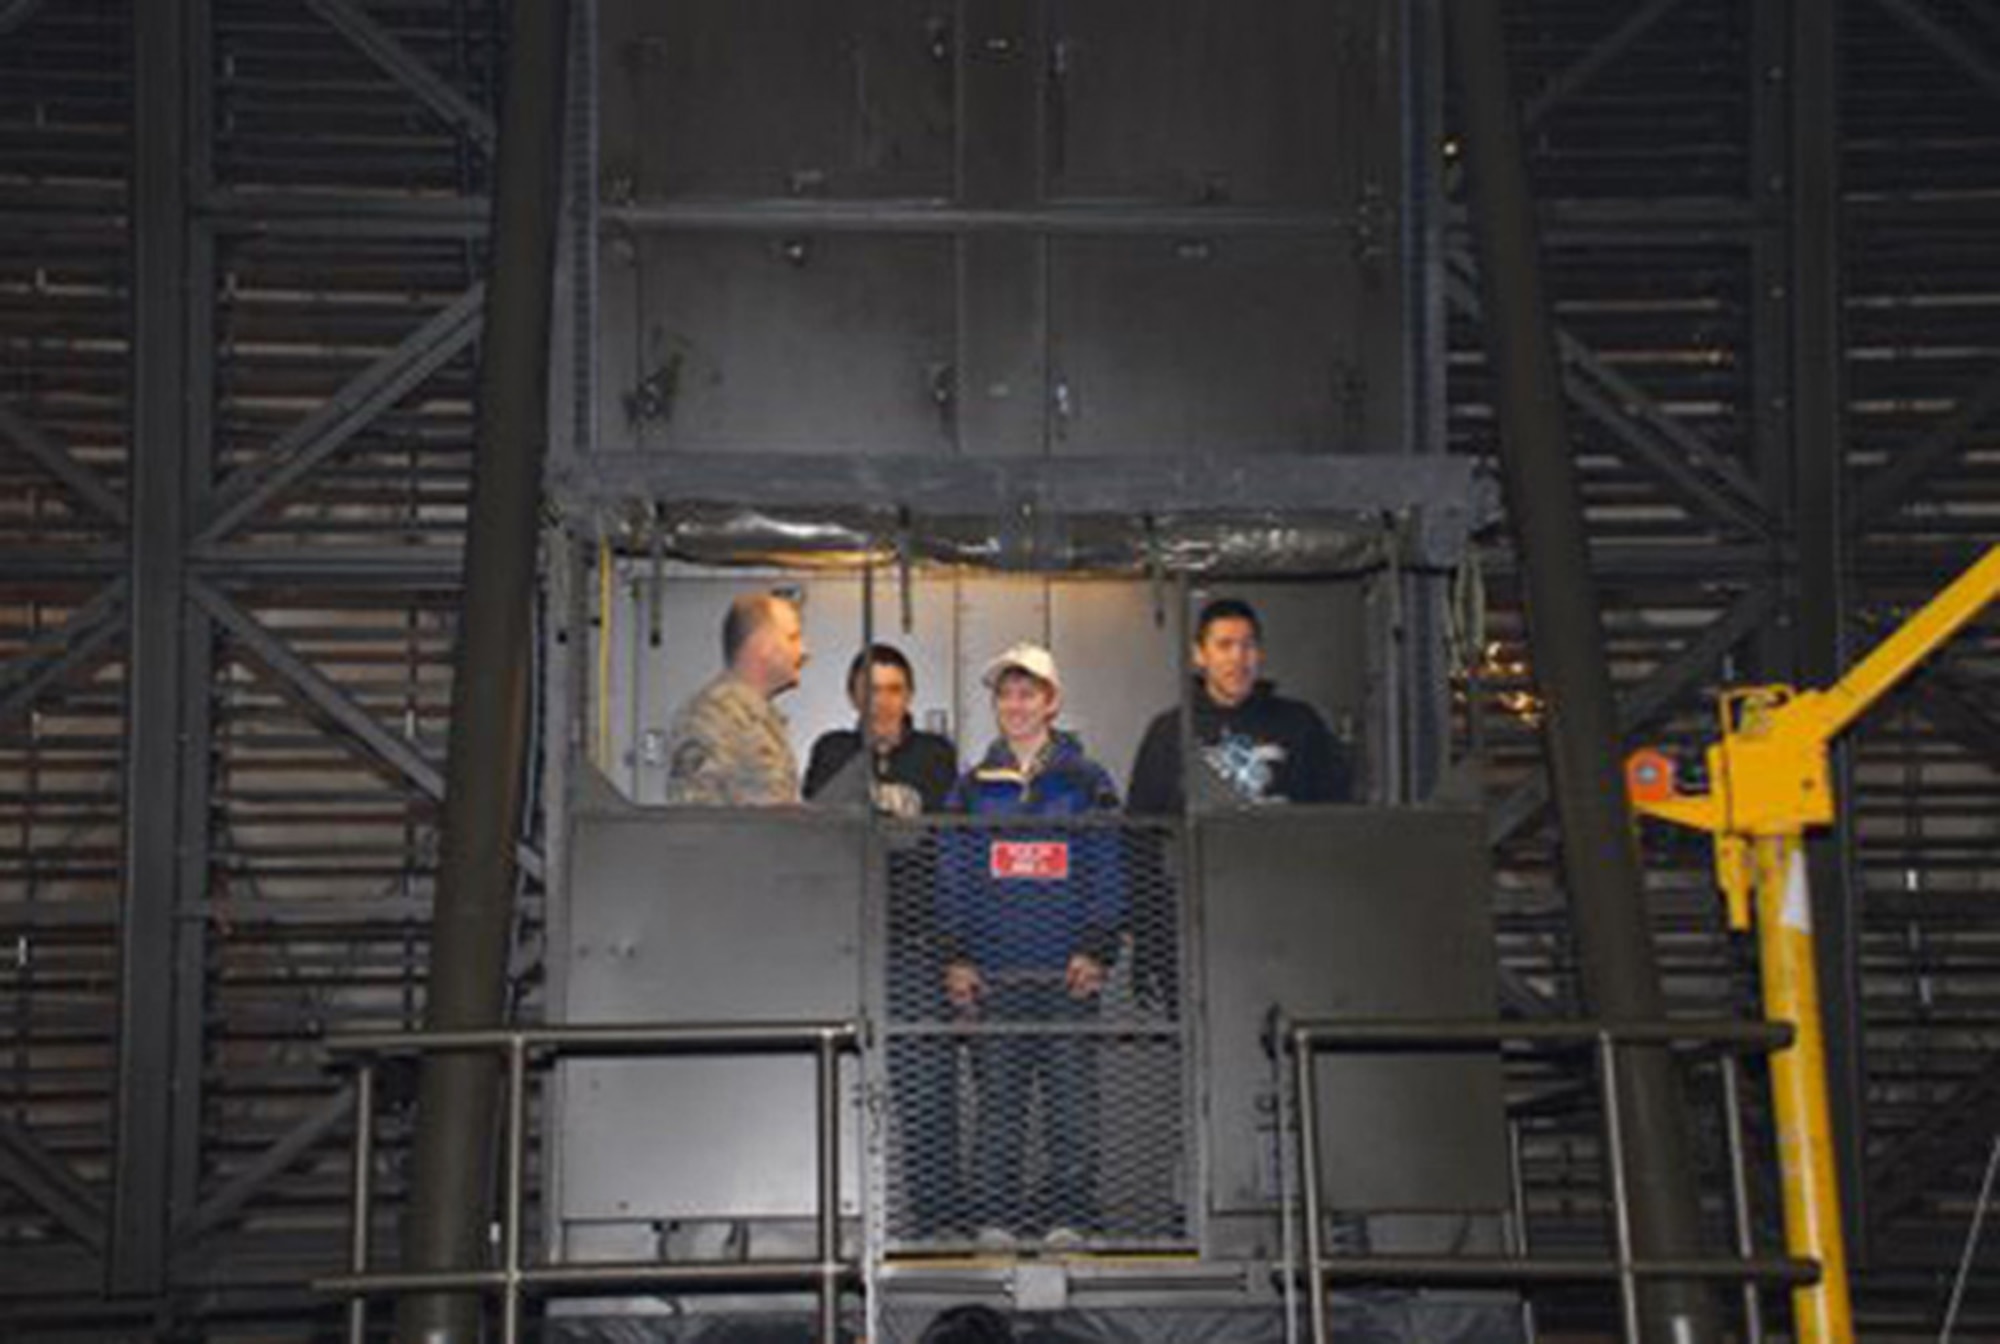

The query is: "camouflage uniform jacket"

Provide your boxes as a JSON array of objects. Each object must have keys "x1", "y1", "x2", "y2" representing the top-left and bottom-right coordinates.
[{"x1": 661, "y1": 674, "x2": 800, "y2": 806}]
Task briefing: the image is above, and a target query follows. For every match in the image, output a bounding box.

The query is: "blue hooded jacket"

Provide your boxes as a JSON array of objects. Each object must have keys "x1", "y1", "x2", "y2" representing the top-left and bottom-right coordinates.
[{"x1": 937, "y1": 731, "x2": 1125, "y2": 973}]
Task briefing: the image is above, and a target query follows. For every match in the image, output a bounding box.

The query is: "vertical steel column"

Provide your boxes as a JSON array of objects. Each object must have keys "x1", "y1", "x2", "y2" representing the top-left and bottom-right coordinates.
[
  {"x1": 396, "y1": 3, "x2": 570, "y2": 1340},
  {"x1": 168, "y1": 0, "x2": 218, "y2": 1271},
  {"x1": 115, "y1": 0, "x2": 208, "y2": 1297},
  {"x1": 1445, "y1": 5, "x2": 1718, "y2": 1341},
  {"x1": 1789, "y1": 0, "x2": 1867, "y2": 1263},
  {"x1": 1748, "y1": 0, "x2": 1793, "y2": 687}
]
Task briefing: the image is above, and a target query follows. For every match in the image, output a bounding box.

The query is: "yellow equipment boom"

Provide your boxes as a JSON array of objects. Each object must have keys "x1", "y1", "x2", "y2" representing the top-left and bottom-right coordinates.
[{"x1": 1626, "y1": 542, "x2": 2000, "y2": 1344}]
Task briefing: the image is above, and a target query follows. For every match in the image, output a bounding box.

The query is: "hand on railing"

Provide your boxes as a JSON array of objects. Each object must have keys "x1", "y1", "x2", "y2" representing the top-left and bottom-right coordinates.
[
  {"x1": 1065, "y1": 952, "x2": 1106, "y2": 1000},
  {"x1": 944, "y1": 960, "x2": 985, "y2": 1012}
]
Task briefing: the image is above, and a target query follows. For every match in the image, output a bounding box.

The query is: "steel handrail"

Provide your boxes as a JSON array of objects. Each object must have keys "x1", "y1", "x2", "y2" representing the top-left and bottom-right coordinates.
[
  {"x1": 1276, "y1": 1015, "x2": 1808, "y2": 1344},
  {"x1": 317, "y1": 1019, "x2": 861, "y2": 1344}
]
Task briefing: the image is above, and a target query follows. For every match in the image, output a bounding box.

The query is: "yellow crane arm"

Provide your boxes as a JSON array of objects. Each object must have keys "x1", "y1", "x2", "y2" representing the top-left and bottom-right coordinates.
[
  {"x1": 1770, "y1": 543, "x2": 2000, "y2": 751},
  {"x1": 1623, "y1": 541, "x2": 2000, "y2": 1344}
]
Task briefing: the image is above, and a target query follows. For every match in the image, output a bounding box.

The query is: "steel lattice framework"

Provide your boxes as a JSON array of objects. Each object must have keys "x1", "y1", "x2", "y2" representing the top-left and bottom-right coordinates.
[{"x1": 0, "y1": 0, "x2": 1997, "y2": 1336}]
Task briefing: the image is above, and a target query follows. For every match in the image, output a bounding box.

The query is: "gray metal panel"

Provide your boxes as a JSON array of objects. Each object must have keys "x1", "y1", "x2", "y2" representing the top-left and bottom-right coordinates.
[
  {"x1": 599, "y1": 0, "x2": 953, "y2": 202},
  {"x1": 1048, "y1": 0, "x2": 1359, "y2": 206},
  {"x1": 557, "y1": 812, "x2": 867, "y2": 1220},
  {"x1": 1050, "y1": 237, "x2": 1372, "y2": 456},
  {"x1": 598, "y1": 232, "x2": 954, "y2": 455},
  {"x1": 1199, "y1": 807, "x2": 1507, "y2": 1212}
]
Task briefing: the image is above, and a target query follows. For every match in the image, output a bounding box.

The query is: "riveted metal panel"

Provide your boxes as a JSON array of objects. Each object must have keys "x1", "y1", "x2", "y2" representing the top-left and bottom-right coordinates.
[
  {"x1": 1200, "y1": 807, "x2": 1507, "y2": 1213},
  {"x1": 556, "y1": 812, "x2": 867, "y2": 1221},
  {"x1": 1049, "y1": 237, "x2": 1374, "y2": 456},
  {"x1": 1048, "y1": 0, "x2": 1370, "y2": 207},
  {"x1": 599, "y1": 0, "x2": 953, "y2": 202},
  {"x1": 598, "y1": 232, "x2": 955, "y2": 454}
]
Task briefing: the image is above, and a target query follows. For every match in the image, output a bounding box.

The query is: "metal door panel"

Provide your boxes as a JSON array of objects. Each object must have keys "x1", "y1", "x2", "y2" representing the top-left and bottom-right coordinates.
[
  {"x1": 557, "y1": 813, "x2": 866, "y2": 1220},
  {"x1": 1199, "y1": 807, "x2": 1507, "y2": 1212},
  {"x1": 598, "y1": 233, "x2": 954, "y2": 455}
]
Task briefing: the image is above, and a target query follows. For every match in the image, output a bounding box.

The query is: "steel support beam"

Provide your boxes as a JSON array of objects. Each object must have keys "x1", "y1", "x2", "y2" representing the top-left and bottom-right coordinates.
[
  {"x1": 113, "y1": 0, "x2": 201, "y2": 1295},
  {"x1": 196, "y1": 284, "x2": 486, "y2": 544},
  {"x1": 0, "y1": 1117, "x2": 108, "y2": 1254},
  {"x1": 1448, "y1": 6, "x2": 1719, "y2": 1342},
  {"x1": 0, "y1": 401, "x2": 128, "y2": 527},
  {"x1": 170, "y1": 2, "x2": 220, "y2": 1268},
  {"x1": 1791, "y1": 0, "x2": 1869, "y2": 1262},
  {"x1": 397, "y1": 3, "x2": 568, "y2": 1338},
  {"x1": 1748, "y1": 0, "x2": 1794, "y2": 694},
  {"x1": 1487, "y1": 581, "x2": 1780, "y2": 847},
  {"x1": 302, "y1": 0, "x2": 497, "y2": 155}
]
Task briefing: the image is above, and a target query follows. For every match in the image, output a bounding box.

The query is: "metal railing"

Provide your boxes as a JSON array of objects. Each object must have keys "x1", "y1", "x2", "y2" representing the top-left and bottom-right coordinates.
[
  {"x1": 316, "y1": 1020, "x2": 862, "y2": 1344},
  {"x1": 1274, "y1": 1016, "x2": 1819, "y2": 1344}
]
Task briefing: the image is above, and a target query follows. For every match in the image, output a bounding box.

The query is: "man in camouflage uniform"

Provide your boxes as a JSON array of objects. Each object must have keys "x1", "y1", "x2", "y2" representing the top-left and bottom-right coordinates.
[{"x1": 662, "y1": 592, "x2": 809, "y2": 805}]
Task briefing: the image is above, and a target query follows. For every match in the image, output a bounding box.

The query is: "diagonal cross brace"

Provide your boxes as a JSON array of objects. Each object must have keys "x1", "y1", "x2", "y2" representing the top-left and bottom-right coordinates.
[
  {"x1": 1446, "y1": 263, "x2": 1773, "y2": 537},
  {"x1": 0, "y1": 578, "x2": 130, "y2": 729},
  {"x1": 1871, "y1": 0, "x2": 2000, "y2": 104},
  {"x1": 0, "y1": 402, "x2": 127, "y2": 527},
  {"x1": 1487, "y1": 580, "x2": 1780, "y2": 847},
  {"x1": 189, "y1": 579, "x2": 544, "y2": 882},
  {"x1": 302, "y1": 0, "x2": 498, "y2": 154},
  {"x1": 1849, "y1": 362, "x2": 2000, "y2": 528},
  {"x1": 0, "y1": 1115, "x2": 107, "y2": 1254},
  {"x1": 1868, "y1": 1052, "x2": 2000, "y2": 1227},
  {"x1": 1907, "y1": 674, "x2": 2000, "y2": 773},
  {"x1": 0, "y1": 0, "x2": 49, "y2": 38},
  {"x1": 1523, "y1": 0, "x2": 1686, "y2": 130},
  {"x1": 178, "y1": 1083, "x2": 355, "y2": 1241},
  {"x1": 198, "y1": 284, "x2": 485, "y2": 544}
]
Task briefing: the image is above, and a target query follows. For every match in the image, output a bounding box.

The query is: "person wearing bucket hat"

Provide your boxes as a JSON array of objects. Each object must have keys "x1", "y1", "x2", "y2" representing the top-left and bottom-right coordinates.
[{"x1": 936, "y1": 641, "x2": 1121, "y2": 1246}]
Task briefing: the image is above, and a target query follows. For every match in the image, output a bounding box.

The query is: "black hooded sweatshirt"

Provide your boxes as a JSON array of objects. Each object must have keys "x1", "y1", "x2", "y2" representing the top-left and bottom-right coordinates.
[{"x1": 1126, "y1": 680, "x2": 1351, "y2": 814}]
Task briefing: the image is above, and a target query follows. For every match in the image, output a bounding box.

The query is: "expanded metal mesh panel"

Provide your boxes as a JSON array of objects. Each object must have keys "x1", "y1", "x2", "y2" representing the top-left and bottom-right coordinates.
[{"x1": 878, "y1": 818, "x2": 1191, "y2": 1252}]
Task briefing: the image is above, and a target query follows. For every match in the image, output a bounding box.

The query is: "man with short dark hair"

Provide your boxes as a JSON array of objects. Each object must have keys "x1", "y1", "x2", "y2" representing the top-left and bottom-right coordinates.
[
  {"x1": 802, "y1": 643, "x2": 958, "y2": 817},
  {"x1": 1127, "y1": 596, "x2": 1351, "y2": 814},
  {"x1": 661, "y1": 592, "x2": 808, "y2": 805}
]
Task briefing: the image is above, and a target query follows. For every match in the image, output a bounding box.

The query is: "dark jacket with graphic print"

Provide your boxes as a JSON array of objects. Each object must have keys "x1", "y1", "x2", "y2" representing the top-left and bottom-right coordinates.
[{"x1": 1126, "y1": 680, "x2": 1351, "y2": 815}]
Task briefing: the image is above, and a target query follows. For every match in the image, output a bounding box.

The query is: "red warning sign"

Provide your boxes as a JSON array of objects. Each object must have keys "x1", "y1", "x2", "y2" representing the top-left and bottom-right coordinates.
[{"x1": 989, "y1": 840, "x2": 1071, "y2": 881}]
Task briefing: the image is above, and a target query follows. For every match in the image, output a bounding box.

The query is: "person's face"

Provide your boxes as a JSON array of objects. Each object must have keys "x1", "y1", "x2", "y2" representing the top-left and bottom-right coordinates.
[
  {"x1": 992, "y1": 669, "x2": 1058, "y2": 744},
  {"x1": 854, "y1": 662, "x2": 912, "y2": 743},
  {"x1": 1194, "y1": 615, "x2": 1264, "y2": 708},
  {"x1": 754, "y1": 601, "x2": 808, "y2": 693}
]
